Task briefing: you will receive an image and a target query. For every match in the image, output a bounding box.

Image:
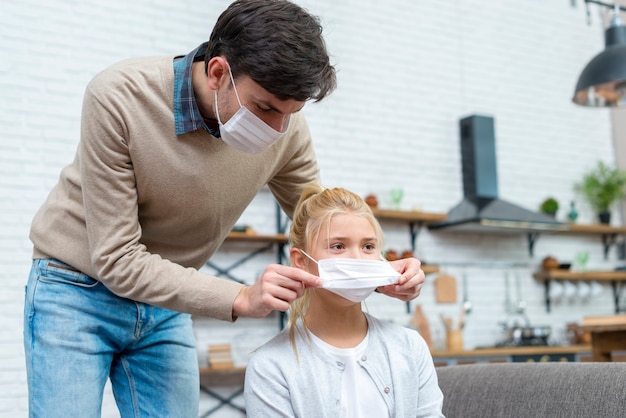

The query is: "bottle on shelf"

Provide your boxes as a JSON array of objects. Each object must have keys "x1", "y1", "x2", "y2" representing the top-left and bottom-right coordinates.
[{"x1": 568, "y1": 201, "x2": 579, "y2": 223}]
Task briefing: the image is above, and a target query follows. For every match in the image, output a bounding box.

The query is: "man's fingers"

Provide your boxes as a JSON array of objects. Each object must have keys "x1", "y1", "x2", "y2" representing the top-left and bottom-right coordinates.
[
  {"x1": 269, "y1": 264, "x2": 322, "y2": 288},
  {"x1": 260, "y1": 278, "x2": 302, "y2": 303},
  {"x1": 242, "y1": 265, "x2": 320, "y2": 315}
]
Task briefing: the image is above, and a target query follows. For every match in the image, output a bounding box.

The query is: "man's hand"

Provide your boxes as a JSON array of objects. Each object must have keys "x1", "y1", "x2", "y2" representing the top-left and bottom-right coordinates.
[
  {"x1": 232, "y1": 264, "x2": 322, "y2": 318},
  {"x1": 377, "y1": 257, "x2": 425, "y2": 302}
]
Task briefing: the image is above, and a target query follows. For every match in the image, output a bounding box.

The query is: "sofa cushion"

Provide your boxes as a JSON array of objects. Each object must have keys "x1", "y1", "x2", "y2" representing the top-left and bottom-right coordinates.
[{"x1": 436, "y1": 362, "x2": 626, "y2": 418}]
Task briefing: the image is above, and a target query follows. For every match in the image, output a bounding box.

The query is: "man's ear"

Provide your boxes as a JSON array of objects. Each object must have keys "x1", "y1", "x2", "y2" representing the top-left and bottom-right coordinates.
[
  {"x1": 290, "y1": 248, "x2": 307, "y2": 270},
  {"x1": 206, "y1": 56, "x2": 229, "y2": 90}
]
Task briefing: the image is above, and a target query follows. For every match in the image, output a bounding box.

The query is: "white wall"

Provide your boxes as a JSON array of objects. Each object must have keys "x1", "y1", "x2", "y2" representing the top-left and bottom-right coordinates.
[{"x1": 1, "y1": 0, "x2": 621, "y2": 417}]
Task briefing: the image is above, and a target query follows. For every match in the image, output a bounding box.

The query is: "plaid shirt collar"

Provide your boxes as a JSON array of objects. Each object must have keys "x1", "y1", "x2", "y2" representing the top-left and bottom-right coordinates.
[{"x1": 173, "y1": 42, "x2": 220, "y2": 137}]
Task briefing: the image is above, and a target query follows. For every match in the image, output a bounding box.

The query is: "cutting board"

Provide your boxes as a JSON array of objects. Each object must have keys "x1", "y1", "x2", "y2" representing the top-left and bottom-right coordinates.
[
  {"x1": 435, "y1": 274, "x2": 457, "y2": 303},
  {"x1": 411, "y1": 305, "x2": 433, "y2": 349}
]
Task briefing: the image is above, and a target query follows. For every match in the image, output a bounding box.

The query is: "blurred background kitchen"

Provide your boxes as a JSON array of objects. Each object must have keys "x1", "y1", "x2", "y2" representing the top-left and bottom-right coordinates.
[{"x1": 3, "y1": 0, "x2": 626, "y2": 417}]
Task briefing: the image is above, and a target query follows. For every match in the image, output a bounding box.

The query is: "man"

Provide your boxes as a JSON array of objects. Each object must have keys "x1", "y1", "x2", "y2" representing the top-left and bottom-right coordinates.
[{"x1": 24, "y1": 1, "x2": 426, "y2": 416}]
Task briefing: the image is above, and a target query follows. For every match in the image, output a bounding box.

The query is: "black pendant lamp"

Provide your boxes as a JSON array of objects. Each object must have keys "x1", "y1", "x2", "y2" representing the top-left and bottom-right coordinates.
[{"x1": 573, "y1": 3, "x2": 626, "y2": 107}]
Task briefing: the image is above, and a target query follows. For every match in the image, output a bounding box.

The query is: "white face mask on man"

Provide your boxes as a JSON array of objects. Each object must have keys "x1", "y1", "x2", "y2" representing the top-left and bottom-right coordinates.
[
  {"x1": 214, "y1": 63, "x2": 290, "y2": 154},
  {"x1": 299, "y1": 250, "x2": 400, "y2": 302}
]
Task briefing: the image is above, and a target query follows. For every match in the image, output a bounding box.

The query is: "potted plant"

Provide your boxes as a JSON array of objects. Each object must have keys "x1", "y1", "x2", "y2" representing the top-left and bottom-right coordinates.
[
  {"x1": 574, "y1": 161, "x2": 626, "y2": 224},
  {"x1": 540, "y1": 197, "x2": 559, "y2": 217}
]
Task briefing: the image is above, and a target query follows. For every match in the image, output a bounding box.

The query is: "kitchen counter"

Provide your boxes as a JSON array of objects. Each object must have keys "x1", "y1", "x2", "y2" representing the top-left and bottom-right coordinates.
[
  {"x1": 432, "y1": 344, "x2": 591, "y2": 358},
  {"x1": 431, "y1": 345, "x2": 592, "y2": 366}
]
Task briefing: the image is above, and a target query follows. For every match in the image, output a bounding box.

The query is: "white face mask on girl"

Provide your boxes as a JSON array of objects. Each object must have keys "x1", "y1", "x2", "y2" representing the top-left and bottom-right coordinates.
[
  {"x1": 299, "y1": 250, "x2": 400, "y2": 302},
  {"x1": 214, "y1": 64, "x2": 290, "y2": 154}
]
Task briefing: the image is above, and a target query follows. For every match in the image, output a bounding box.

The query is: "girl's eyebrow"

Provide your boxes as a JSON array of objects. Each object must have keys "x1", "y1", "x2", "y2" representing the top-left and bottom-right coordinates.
[{"x1": 328, "y1": 235, "x2": 377, "y2": 242}]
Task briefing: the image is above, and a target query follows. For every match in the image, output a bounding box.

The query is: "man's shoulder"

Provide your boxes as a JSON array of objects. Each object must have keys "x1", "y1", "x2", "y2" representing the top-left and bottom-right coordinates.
[{"x1": 87, "y1": 55, "x2": 175, "y2": 92}]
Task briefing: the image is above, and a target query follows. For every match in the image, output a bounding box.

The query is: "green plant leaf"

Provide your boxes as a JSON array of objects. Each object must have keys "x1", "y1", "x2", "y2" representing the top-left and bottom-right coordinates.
[{"x1": 574, "y1": 161, "x2": 626, "y2": 212}]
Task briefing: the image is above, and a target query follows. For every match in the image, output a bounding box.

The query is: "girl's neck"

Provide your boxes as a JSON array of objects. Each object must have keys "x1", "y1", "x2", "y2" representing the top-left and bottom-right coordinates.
[{"x1": 304, "y1": 299, "x2": 368, "y2": 348}]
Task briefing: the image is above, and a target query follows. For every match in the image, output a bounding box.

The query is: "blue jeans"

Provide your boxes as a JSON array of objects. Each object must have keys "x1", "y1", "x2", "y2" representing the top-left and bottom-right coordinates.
[{"x1": 23, "y1": 259, "x2": 199, "y2": 418}]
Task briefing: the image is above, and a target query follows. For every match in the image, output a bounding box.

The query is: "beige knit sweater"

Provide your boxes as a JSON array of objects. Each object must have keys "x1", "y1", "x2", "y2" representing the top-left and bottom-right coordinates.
[{"x1": 30, "y1": 55, "x2": 320, "y2": 320}]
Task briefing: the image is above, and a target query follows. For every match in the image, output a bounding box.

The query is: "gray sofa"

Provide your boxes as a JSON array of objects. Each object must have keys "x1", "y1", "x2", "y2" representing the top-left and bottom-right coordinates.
[{"x1": 436, "y1": 362, "x2": 626, "y2": 418}]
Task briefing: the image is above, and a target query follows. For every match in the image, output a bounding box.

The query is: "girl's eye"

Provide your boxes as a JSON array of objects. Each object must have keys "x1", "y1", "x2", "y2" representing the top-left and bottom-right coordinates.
[
  {"x1": 329, "y1": 243, "x2": 344, "y2": 251},
  {"x1": 363, "y1": 243, "x2": 377, "y2": 251},
  {"x1": 257, "y1": 106, "x2": 271, "y2": 113}
]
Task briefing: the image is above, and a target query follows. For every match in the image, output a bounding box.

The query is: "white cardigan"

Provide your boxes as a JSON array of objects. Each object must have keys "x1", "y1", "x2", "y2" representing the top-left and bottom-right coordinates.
[{"x1": 244, "y1": 313, "x2": 444, "y2": 417}]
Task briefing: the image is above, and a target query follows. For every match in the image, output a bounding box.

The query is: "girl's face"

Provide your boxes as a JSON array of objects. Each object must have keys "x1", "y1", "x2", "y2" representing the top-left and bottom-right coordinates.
[{"x1": 308, "y1": 213, "x2": 380, "y2": 275}]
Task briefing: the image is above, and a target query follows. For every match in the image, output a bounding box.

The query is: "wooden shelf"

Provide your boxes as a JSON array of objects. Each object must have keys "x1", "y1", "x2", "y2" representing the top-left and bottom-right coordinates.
[
  {"x1": 517, "y1": 222, "x2": 626, "y2": 258},
  {"x1": 564, "y1": 224, "x2": 626, "y2": 259},
  {"x1": 423, "y1": 219, "x2": 626, "y2": 258},
  {"x1": 422, "y1": 264, "x2": 440, "y2": 275},
  {"x1": 225, "y1": 232, "x2": 288, "y2": 243},
  {"x1": 371, "y1": 208, "x2": 447, "y2": 254},
  {"x1": 371, "y1": 208, "x2": 447, "y2": 224},
  {"x1": 534, "y1": 269, "x2": 626, "y2": 314},
  {"x1": 534, "y1": 269, "x2": 626, "y2": 282},
  {"x1": 567, "y1": 223, "x2": 626, "y2": 235}
]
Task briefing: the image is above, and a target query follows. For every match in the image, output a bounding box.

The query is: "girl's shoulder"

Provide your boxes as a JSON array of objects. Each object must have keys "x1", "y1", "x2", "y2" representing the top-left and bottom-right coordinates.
[
  {"x1": 249, "y1": 328, "x2": 292, "y2": 359},
  {"x1": 247, "y1": 324, "x2": 314, "y2": 367}
]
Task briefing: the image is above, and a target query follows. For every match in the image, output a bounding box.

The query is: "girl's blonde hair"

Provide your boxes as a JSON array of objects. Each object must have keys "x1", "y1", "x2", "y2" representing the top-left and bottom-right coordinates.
[{"x1": 287, "y1": 183, "x2": 385, "y2": 354}]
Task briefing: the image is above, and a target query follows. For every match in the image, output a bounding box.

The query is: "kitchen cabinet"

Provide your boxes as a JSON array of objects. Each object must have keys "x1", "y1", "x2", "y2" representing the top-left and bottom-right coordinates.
[{"x1": 534, "y1": 269, "x2": 626, "y2": 313}]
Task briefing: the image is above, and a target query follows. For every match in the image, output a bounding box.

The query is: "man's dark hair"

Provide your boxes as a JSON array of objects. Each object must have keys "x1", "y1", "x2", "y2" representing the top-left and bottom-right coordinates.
[{"x1": 206, "y1": 0, "x2": 336, "y2": 102}]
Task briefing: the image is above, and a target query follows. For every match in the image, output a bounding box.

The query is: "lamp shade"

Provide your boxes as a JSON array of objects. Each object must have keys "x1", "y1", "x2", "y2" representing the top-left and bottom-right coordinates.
[{"x1": 573, "y1": 24, "x2": 626, "y2": 107}]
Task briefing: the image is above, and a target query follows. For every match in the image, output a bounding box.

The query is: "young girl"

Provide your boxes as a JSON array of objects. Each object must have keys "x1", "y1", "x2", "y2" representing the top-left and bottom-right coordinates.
[{"x1": 244, "y1": 184, "x2": 444, "y2": 417}]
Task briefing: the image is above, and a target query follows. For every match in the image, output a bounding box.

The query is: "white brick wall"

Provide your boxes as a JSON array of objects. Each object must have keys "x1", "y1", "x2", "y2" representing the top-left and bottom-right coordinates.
[{"x1": 1, "y1": 0, "x2": 620, "y2": 416}]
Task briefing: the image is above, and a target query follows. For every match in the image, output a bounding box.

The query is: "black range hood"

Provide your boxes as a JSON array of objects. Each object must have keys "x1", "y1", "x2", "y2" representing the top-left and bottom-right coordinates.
[{"x1": 429, "y1": 115, "x2": 568, "y2": 233}]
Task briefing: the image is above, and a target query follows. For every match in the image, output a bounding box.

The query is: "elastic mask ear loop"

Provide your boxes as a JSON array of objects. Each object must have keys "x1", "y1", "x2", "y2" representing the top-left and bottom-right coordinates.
[
  {"x1": 298, "y1": 249, "x2": 319, "y2": 265},
  {"x1": 214, "y1": 91, "x2": 223, "y2": 125},
  {"x1": 225, "y1": 63, "x2": 243, "y2": 108},
  {"x1": 214, "y1": 63, "x2": 243, "y2": 126}
]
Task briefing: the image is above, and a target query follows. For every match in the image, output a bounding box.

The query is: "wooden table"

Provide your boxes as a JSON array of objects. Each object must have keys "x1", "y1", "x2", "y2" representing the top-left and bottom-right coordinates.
[{"x1": 580, "y1": 324, "x2": 626, "y2": 362}]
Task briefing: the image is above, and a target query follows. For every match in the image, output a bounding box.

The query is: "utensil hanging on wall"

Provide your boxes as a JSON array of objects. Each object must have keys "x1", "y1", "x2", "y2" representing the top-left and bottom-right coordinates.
[{"x1": 462, "y1": 271, "x2": 472, "y2": 314}]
